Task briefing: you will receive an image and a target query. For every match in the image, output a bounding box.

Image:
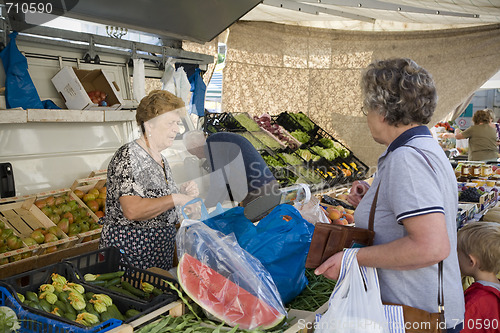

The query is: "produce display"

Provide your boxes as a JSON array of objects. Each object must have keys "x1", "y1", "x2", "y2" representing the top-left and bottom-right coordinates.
[
  {"x1": 35, "y1": 193, "x2": 101, "y2": 241},
  {"x1": 177, "y1": 253, "x2": 285, "y2": 330},
  {"x1": 287, "y1": 112, "x2": 316, "y2": 132},
  {"x1": 73, "y1": 185, "x2": 107, "y2": 219},
  {"x1": 253, "y1": 114, "x2": 301, "y2": 149},
  {"x1": 459, "y1": 187, "x2": 484, "y2": 202},
  {"x1": 0, "y1": 220, "x2": 35, "y2": 265},
  {"x1": 84, "y1": 271, "x2": 165, "y2": 302},
  {"x1": 251, "y1": 131, "x2": 284, "y2": 150},
  {"x1": 290, "y1": 130, "x2": 310, "y2": 144},
  {"x1": 14, "y1": 272, "x2": 133, "y2": 327}
]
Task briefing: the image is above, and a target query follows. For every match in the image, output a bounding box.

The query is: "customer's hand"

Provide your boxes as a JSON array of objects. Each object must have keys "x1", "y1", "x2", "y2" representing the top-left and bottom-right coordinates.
[
  {"x1": 314, "y1": 251, "x2": 343, "y2": 281},
  {"x1": 346, "y1": 180, "x2": 370, "y2": 208},
  {"x1": 180, "y1": 181, "x2": 199, "y2": 197}
]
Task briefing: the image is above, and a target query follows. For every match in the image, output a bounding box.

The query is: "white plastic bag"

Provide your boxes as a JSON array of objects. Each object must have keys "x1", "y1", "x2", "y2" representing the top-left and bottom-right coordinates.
[
  {"x1": 316, "y1": 248, "x2": 389, "y2": 333},
  {"x1": 161, "y1": 58, "x2": 176, "y2": 95},
  {"x1": 294, "y1": 196, "x2": 330, "y2": 225},
  {"x1": 132, "y1": 58, "x2": 146, "y2": 102},
  {"x1": 176, "y1": 219, "x2": 287, "y2": 330}
]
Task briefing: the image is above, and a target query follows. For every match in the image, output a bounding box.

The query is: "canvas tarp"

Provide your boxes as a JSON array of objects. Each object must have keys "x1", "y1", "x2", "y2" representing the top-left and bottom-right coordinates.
[{"x1": 221, "y1": 21, "x2": 500, "y2": 169}]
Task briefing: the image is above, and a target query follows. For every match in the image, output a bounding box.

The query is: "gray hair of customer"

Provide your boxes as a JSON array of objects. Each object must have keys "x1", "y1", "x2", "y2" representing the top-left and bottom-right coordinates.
[{"x1": 361, "y1": 58, "x2": 437, "y2": 127}]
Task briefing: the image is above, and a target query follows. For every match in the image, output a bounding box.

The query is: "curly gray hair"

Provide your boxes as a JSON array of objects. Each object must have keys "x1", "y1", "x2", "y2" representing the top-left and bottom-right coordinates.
[{"x1": 361, "y1": 58, "x2": 437, "y2": 126}]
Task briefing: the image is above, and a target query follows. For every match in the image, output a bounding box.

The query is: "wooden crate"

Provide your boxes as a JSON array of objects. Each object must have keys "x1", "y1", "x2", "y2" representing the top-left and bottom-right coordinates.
[
  {"x1": 70, "y1": 174, "x2": 107, "y2": 193},
  {"x1": 34, "y1": 188, "x2": 101, "y2": 244},
  {"x1": 0, "y1": 196, "x2": 78, "y2": 256},
  {"x1": 88, "y1": 169, "x2": 108, "y2": 178}
]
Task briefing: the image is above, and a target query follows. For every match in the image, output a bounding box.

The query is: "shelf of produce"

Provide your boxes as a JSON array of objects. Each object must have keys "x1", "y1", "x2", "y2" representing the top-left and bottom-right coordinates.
[{"x1": 0, "y1": 109, "x2": 136, "y2": 123}]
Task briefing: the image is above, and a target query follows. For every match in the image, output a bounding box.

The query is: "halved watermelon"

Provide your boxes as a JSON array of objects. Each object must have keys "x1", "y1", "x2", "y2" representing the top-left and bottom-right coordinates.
[{"x1": 178, "y1": 253, "x2": 285, "y2": 330}]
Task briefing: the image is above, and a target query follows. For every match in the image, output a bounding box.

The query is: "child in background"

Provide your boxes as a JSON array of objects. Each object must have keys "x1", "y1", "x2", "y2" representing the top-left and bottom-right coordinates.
[{"x1": 457, "y1": 222, "x2": 500, "y2": 332}]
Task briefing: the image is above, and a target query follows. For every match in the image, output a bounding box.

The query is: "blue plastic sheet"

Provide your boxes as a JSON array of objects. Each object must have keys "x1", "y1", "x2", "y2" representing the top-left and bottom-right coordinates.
[
  {"x1": 202, "y1": 204, "x2": 315, "y2": 304},
  {"x1": 0, "y1": 31, "x2": 60, "y2": 109}
]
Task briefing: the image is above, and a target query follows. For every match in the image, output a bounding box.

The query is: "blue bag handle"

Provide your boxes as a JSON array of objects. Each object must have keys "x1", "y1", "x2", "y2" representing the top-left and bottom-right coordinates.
[{"x1": 182, "y1": 198, "x2": 227, "y2": 220}]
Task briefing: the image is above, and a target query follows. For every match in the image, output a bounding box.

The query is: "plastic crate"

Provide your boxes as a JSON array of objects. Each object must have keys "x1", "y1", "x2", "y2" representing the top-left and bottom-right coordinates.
[
  {"x1": 0, "y1": 285, "x2": 121, "y2": 333},
  {"x1": 203, "y1": 112, "x2": 246, "y2": 133},
  {"x1": 1, "y1": 261, "x2": 177, "y2": 326},
  {"x1": 0, "y1": 263, "x2": 124, "y2": 332},
  {"x1": 63, "y1": 247, "x2": 179, "y2": 306}
]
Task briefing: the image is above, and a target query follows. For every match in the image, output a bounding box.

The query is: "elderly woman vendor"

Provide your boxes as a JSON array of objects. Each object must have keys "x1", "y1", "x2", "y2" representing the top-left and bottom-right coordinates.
[{"x1": 99, "y1": 90, "x2": 198, "y2": 270}]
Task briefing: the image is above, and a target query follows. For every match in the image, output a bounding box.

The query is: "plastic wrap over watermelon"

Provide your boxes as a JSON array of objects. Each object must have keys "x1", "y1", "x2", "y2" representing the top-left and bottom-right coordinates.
[{"x1": 176, "y1": 219, "x2": 286, "y2": 330}]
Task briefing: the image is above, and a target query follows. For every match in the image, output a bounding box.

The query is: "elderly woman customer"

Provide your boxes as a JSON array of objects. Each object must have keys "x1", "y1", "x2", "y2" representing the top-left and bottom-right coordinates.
[
  {"x1": 99, "y1": 90, "x2": 198, "y2": 270},
  {"x1": 315, "y1": 58, "x2": 465, "y2": 332}
]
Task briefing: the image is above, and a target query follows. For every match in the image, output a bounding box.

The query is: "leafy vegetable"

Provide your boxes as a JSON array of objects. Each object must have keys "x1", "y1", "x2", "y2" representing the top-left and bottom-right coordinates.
[
  {"x1": 289, "y1": 113, "x2": 315, "y2": 132},
  {"x1": 233, "y1": 113, "x2": 260, "y2": 132},
  {"x1": 0, "y1": 306, "x2": 20, "y2": 332},
  {"x1": 277, "y1": 153, "x2": 303, "y2": 166},
  {"x1": 262, "y1": 155, "x2": 285, "y2": 168},
  {"x1": 238, "y1": 132, "x2": 265, "y2": 150},
  {"x1": 290, "y1": 131, "x2": 310, "y2": 144},
  {"x1": 296, "y1": 149, "x2": 320, "y2": 162},
  {"x1": 252, "y1": 132, "x2": 283, "y2": 150},
  {"x1": 318, "y1": 137, "x2": 335, "y2": 148}
]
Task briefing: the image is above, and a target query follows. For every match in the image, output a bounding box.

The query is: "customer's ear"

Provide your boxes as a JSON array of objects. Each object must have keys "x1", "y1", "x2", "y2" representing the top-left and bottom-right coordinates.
[{"x1": 468, "y1": 254, "x2": 479, "y2": 269}]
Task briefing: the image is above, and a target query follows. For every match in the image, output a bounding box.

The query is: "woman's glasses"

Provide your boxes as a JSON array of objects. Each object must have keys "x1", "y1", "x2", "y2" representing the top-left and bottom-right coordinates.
[{"x1": 362, "y1": 106, "x2": 368, "y2": 116}]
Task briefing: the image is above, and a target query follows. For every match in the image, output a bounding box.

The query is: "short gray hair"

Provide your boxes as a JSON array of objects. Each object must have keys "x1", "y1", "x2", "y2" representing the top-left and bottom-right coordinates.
[{"x1": 362, "y1": 58, "x2": 437, "y2": 126}]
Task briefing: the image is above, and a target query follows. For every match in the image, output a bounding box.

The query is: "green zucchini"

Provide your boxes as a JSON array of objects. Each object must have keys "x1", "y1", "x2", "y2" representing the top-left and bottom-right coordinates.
[
  {"x1": 107, "y1": 304, "x2": 125, "y2": 321},
  {"x1": 64, "y1": 312, "x2": 77, "y2": 321},
  {"x1": 26, "y1": 291, "x2": 39, "y2": 303},
  {"x1": 58, "y1": 291, "x2": 70, "y2": 303},
  {"x1": 85, "y1": 302, "x2": 100, "y2": 320},
  {"x1": 125, "y1": 309, "x2": 141, "y2": 318},
  {"x1": 84, "y1": 292, "x2": 95, "y2": 302},
  {"x1": 120, "y1": 281, "x2": 145, "y2": 298},
  {"x1": 107, "y1": 286, "x2": 142, "y2": 300},
  {"x1": 95, "y1": 271, "x2": 125, "y2": 281},
  {"x1": 39, "y1": 299, "x2": 52, "y2": 312},
  {"x1": 152, "y1": 287, "x2": 163, "y2": 296},
  {"x1": 104, "y1": 277, "x2": 122, "y2": 288},
  {"x1": 100, "y1": 310, "x2": 113, "y2": 322},
  {"x1": 87, "y1": 280, "x2": 107, "y2": 287},
  {"x1": 54, "y1": 300, "x2": 68, "y2": 313}
]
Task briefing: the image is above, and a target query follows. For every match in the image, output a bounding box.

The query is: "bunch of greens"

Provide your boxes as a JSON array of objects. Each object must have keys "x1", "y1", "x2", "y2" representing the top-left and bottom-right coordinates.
[
  {"x1": 296, "y1": 149, "x2": 320, "y2": 162},
  {"x1": 277, "y1": 153, "x2": 303, "y2": 166},
  {"x1": 286, "y1": 269, "x2": 336, "y2": 311},
  {"x1": 317, "y1": 138, "x2": 350, "y2": 158},
  {"x1": 262, "y1": 155, "x2": 286, "y2": 168},
  {"x1": 290, "y1": 131, "x2": 310, "y2": 144},
  {"x1": 289, "y1": 113, "x2": 315, "y2": 132},
  {"x1": 238, "y1": 132, "x2": 265, "y2": 150},
  {"x1": 253, "y1": 132, "x2": 283, "y2": 150}
]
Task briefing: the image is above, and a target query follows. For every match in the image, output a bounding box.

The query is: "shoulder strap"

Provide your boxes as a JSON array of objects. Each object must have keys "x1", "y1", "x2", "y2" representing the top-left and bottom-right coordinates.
[{"x1": 403, "y1": 145, "x2": 436, "y2": 173}]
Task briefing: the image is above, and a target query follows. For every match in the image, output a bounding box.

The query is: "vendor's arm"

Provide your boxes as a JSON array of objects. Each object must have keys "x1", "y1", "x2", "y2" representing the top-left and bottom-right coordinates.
[
  {"x1": 119, "y1": 193, "x2": 194, "y2": 221},
  {"x1": 315, "y1": 212, "x2": 450, "y2": 280}
]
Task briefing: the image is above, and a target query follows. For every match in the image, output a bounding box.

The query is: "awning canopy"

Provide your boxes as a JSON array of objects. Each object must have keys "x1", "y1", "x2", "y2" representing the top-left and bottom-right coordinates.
[{"x1": 241, "y1": 0, "x2": 500, "y2": 32}]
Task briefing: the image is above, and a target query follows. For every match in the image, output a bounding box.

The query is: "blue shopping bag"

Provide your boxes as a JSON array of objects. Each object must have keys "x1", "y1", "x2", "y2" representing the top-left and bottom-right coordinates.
[{"x1": 197, "y1": 202, "x2": 315, "y2": 304}]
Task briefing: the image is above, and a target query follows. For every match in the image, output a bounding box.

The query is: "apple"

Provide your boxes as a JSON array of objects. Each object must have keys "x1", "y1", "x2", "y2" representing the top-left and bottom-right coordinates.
[
  {"x1": 88, "y1": 188, "x2": 100, "y2": 198},
  {"x1": 83, "y1": 193, "x2": 97, "y2": 203},
  {"x1": 6, "y1": 235, "x2": 22, "y2": 250}
]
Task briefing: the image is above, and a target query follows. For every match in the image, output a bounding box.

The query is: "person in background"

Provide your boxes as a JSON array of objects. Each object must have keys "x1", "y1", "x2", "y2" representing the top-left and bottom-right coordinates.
[
  {"x1": 183, "y1": 130, "x2": 279, "y2": 209},
  {"x1": 315, "y1": 58, "x2": 465, "y2": 332},
  {"x1": 457, "y1": 222, "x2": 500, "y2": 333},
  {"x1": 442, "y1": 109, "x2": 498, "y2": 161},
  {"x1": 100, "y1": 90, "x2": 198, "y2": 270}
]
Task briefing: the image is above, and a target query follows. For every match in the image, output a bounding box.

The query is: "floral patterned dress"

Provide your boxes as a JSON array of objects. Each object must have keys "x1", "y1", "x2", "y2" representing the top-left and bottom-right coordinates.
[{"x1": 99, "y1": 141, "x2": 180, "y2": 270}]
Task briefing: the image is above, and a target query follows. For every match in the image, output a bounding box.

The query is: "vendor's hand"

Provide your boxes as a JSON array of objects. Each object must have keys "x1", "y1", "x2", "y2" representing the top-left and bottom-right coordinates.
[
  {"x1": 315, "y1": 251, "x2": 343, "y2": 281},
  {"x1": 180, "y1": 181, "x2": 199, "y2": 197},
  {"x1": 346, "y1": 180, "x2": 370, "y2": 208}
]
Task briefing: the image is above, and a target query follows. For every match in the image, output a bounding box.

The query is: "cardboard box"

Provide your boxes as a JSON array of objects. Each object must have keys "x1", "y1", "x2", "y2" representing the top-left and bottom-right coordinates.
[{"x1": 51, "y1": 66, "x2": 123, "y2": 110}]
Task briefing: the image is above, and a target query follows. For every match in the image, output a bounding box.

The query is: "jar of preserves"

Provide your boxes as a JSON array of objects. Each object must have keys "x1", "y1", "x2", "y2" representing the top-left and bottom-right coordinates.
[
  {"x1": 471, "y1": 165, "x2": 481, "y2": 178},
  {"x1": 461, "y1": 164, "x2": 470, "y2": 177},
  {"x1": 481, "y1": 165, "x2": 492, "y2": 177}
]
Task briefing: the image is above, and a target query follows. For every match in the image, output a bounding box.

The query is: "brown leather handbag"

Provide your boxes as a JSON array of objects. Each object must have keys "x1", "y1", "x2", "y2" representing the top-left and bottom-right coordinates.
[{"x1": 305, "y1": 184, "x2": 379, "y2": 269}]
